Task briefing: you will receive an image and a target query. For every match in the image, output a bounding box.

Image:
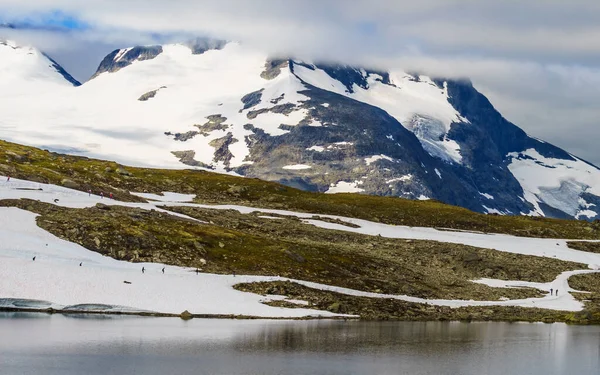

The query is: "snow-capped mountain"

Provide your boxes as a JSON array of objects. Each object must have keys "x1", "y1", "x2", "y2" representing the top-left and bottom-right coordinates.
[
  {"x1": 0, "y1": 39, "x2": 80, "y2": 87},
  {"x1": 1, "y1": 38, "x2": 599, "y2": 220}
]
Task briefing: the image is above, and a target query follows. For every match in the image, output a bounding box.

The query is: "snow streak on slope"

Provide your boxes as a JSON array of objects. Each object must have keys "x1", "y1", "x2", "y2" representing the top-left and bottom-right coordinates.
[
  {"x1": 508, "y1": 149, "x2": 600, "y2": 218},
  {"x1": 292, "y1": 65, "x2": 466, "y2": 163}
]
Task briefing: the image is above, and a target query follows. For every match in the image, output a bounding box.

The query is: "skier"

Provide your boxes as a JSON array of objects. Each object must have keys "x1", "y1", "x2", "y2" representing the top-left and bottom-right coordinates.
[
  {"x1": 550, "y1": 288, "x2": 553, "y2": 296},
  {"x1": 556, "y1": 289, "x2": 559, "y2": 296},
  {"x1": 88, "y1": 189, "x2": 92, "y2": 197},
  {"x1": 6, "y1": 175, "x2": 10, "y2": 182},
  {"x1": 100, "y1": 192, "x2": 104, "y2": 199},
  {"x1": 195, "y1": 268, "x2": 199, "y2": 275},
  {"x1": 109, "y1": 192, "x2": 114, "y2": 199},
  {"x1": 162, "y1": 267, "x2": 165, "y2": 274},
  {"x1": 142, "y1": 267, "x2": 145, "y2": 274},
  {"x1": 32, "y1": 256, "x2": 36, "y2": 261},
  {"x1": 79, "y1": 262, "x2": 82, "y2": 267}
]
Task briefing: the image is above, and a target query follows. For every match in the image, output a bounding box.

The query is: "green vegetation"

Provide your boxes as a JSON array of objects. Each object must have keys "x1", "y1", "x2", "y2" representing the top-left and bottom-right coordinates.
[
  {"x1": 2, "y1": 139, "x2": 600, "y2": 323},
  {"x1": 235, "y1": 281, "x2": 600, "y2": 324},
  {"x1": 2, "y1": 139, "x2": 600, "y2": 239},
  {"x1": 570, "y1": 273, "x2": 600, "y2": 322},
  {"x1": 1, "y1": 199, "x2": 582, "y2": 302},
  {"x1": 567, "y1": 241, "x2": 600, "y2": 254}
]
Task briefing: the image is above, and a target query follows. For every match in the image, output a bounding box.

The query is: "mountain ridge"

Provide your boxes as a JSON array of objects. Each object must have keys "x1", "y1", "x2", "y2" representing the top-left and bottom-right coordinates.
[{"x1": 0, "y1": 38, "x2": 599, "y2": 220}]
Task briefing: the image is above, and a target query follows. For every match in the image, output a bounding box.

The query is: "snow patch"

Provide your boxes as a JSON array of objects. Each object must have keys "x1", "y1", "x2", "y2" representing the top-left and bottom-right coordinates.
[
  {"x1": 325, "y1": 181, "x2": 365, "y2": 194},
  {"x1": 508, "y1": 149, "x2": 600, "y2": 217},
  {"x1": 131, "y1": 192, "x2": 196, "y2": 202},
  {"x1": 365, "y1": 154, "x2": 395, "y2": 165},
  {"x1": 387, "y1": 175, "x2": 413, "y2": 184},
  {"x1": 479, "y1": 192, "x2": 495, "y2": 200},
  {"x1": 282, "y1": 164, "x2": 312, "y2": 170}
]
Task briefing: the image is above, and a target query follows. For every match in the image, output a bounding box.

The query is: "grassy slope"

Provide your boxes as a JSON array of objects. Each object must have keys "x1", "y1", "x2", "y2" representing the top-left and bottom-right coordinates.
[
  {"x1": 567, "y1": 242, "x2": 600, "y2": 254},
  {"x1": 2, "y1": 140, "x2": 600, "y2": 322},
  {"x1": 569, "y1": 273, "x2": 600, "y2": 323},
  {"x1": 2, "y1": 139, "x2": 600, "y2": 239},
  {"x1": 2, "y1": 199, "x2": 581, "y2": 301},
  {"x1": 235, "y1": 281, "x2": 599, "y2": 323}
]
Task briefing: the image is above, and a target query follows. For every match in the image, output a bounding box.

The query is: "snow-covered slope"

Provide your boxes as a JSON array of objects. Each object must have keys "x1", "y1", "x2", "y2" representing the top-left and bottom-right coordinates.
[
  {"x1": 0, "y1": 39, "x2": 80, "y2": 89},
  {"x1": 508, "y1": 149, "x2": 600, "y2": 218},
  {"x1": 1, "y1": 38, "x2": 600, "y2": 219}
]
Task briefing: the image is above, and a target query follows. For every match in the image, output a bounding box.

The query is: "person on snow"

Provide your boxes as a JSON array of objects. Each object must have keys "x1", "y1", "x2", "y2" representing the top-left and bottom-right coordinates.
[
  {"x1": 556, "y1": 289, "x2": 559, "y2": 296},
  {"x1": 100, "y1": 192, "x2": 104, "y2": 199},
  {"x1": 32, "y1": 256, "x2": 36, "y2": 261},
  {"x1": 142, "y1": 267, "x2": 145, "y2": 274},
  {"x1": 550, "y1": 288, "x2": 553, "y2": 296},
  {"x1": 79, "y1": 262, "x2": 82, "y2": 267},
  {"x1": 162, "y1": 267, "x2": 165, "y2": 274},
  {"x1": 6, "y1": 175, "x2": 10, "y2": 182},
  {"x1": 88, "y1": 189, "x2": 92, "y2": 197}
]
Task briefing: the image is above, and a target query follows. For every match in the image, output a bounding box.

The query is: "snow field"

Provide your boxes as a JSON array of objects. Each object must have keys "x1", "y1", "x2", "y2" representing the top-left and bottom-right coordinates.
[
  {"x1": 508, "y1": 149, "x2": 600, "y2": 218},
  {"x1": 1, "y1": 176, "x2": 599, "y2": 315}
]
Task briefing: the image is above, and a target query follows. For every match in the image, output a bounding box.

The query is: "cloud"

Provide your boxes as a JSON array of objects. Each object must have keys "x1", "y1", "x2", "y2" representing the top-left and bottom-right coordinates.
[{"x1": 0, "y1": 0, "x2": 599, "y2": 163}]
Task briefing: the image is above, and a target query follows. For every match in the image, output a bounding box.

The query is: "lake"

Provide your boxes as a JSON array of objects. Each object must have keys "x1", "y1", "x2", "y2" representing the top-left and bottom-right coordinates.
[{"x1": 1, "y1": 313, "x2": 599, "y2": 375}]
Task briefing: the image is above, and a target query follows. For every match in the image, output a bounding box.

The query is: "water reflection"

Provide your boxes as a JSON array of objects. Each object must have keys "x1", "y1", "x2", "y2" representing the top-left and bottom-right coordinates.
[{"x1": 0, "y1": 314, "x2": 598, "y2": 375}]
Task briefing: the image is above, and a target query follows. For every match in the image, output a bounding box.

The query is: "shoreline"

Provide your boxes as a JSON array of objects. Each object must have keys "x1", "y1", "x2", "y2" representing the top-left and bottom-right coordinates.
[
  {"x1": 0, "y1": 306, "x2": 357, "y2": 321},
  {"x1": 2, "y1": 305, "x2": 598, "y2": 325}
]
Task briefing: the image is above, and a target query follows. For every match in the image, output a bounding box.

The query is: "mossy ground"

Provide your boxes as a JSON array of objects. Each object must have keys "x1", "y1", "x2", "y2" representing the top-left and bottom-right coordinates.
[
  {"x1": 234, "y1": 281, "x2": 600, "y2": 323},
  {"x1": 235, "y1": 282, "x2": 600, "y2": 324},
  {"x1": 1, "y1": 140, "x2": 599, "y2": 322},
  {"x1": 2, "y1": 139, "x2": 600, "y2": 239},
  {"x1": 0, "y1": 199, "x2": 583, "y2": 302},
  {"x1": 569, "y1": 273, "x2": 600, "y2": 323},
  {"x1": 567, "y1": 241, "x2": 600, "y2": 254}
]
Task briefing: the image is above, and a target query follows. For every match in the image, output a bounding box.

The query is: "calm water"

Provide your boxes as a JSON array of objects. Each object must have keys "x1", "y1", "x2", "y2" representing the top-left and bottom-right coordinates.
[{"x1": 0, "y1": 313, "x2": 599, "y2": 375}]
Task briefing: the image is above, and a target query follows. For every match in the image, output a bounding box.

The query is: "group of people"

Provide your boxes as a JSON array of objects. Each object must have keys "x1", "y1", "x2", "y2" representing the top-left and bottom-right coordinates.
[
  {"x1": 33, "y1": 256, "x2": 172, "y2": 276},
  {"x1": 141, "y1": 267, "x2": 166, "y2": 274},
  {"x1": 89, "y1": 189, "x2": 114, "y2": 199},
  {"x1": 550, "y1": 288, "x2": 559, "y2": 296}
]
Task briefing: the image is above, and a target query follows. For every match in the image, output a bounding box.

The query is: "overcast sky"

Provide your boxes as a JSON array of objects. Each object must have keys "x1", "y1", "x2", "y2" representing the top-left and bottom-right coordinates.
[{"x1": 1, "y1": 0, "x2": 599, "y2": 164}]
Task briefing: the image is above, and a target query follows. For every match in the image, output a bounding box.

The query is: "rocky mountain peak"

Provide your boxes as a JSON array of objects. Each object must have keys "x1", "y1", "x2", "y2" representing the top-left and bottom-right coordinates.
[{"x1": 1, "y1": 39, "x2": 599, "y2": 220}]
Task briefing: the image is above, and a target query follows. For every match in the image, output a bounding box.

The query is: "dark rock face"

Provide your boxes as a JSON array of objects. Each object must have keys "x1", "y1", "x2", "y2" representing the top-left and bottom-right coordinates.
[
  {"x1": 42, "y1": 53, "x2": 81, "y2": 86},
  {"x1": 261, "y1": 59, "x2": 289, "y2": 80},
  {"x1": 228, "y1": 62, "x2": 600, "y2": 218},
  {"x1": 92, "y1": 46, "x2": 163, "y2": 78},
  {"x1": 185, "y1": 38, "x2": 227, "y2": 55},
  {"x1": 241, "y1": 89, "x2": 264, "y2": 110},
  {"x1": 210, "y1": 133, "x2": 238, "y2": 167},
  {"x1": 444, "y1": 80, "x2": 574, "y2": 162},
  {"x1": 236, "y1": 83, "x2": 485, "y2": 211}
]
